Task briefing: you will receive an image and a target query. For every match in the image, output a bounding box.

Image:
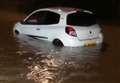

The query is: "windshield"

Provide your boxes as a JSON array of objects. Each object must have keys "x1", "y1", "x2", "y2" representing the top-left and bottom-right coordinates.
[{"x1": 67, "y1": 12, "x2": 96, "y2": 26}]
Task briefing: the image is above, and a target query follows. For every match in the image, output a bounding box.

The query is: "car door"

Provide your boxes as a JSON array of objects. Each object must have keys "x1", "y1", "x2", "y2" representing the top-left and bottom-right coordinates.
[
  {"x1": 19, "y1": 11, "x2": 47, "y2": 39},
  {"x1": 20, "y1": 10, "x2": 60, "y2": 41}
]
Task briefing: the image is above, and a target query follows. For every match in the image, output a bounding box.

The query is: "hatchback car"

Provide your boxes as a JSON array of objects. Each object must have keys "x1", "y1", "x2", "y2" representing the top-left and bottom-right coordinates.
[{"x1": 13, "y1": 7, "x2": 103, "y2": 47}]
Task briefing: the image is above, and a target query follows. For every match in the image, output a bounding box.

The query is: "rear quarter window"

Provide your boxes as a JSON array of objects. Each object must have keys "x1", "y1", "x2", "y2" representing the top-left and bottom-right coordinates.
[{"x1": 67, "y1": 12, "x2": 96, "y2": 26}]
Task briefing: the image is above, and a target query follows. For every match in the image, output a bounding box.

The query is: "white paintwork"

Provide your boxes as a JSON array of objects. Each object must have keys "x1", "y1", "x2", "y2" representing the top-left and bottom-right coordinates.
[{"x1": 13, "y1": 7, "x2": 103, "y2": 47}]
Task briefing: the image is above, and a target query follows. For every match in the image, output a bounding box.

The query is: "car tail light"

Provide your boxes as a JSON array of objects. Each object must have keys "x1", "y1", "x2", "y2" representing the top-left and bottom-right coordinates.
[{"x1": 65, "y1": 26, "x2": 77, "y2": 37}]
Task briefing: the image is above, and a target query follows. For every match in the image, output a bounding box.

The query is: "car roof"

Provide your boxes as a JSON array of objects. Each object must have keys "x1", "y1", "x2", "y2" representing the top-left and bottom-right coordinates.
[
  {"x1": 24, "y1": 7, "x2": 93, "y2": 22},
  {"x1": 34, "y1": 7, "x2": 93, "y2": 14}
]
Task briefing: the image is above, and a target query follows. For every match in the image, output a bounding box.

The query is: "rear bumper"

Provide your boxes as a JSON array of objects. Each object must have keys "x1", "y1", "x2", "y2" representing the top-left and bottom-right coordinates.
[{"x1": 62, "y1": 34, "x2": 103, "y2": 47}]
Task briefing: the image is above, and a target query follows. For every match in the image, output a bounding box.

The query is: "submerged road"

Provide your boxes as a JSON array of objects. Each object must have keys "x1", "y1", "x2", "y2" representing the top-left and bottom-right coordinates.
[{"x1": 0, "y1": 8, "x2": 120, "y2": 83}]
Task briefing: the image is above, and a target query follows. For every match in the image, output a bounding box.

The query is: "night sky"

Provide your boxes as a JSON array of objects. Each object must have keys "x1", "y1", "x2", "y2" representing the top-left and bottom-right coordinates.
[{"x1": 1, "y1": 0, "x2": 120, "y2": 19}]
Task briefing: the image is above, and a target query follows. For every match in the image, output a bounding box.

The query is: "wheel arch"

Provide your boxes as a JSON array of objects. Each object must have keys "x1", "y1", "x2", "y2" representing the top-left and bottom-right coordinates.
[{"x1": 52, "y1": 38, "x2": 64, "y2": 47}]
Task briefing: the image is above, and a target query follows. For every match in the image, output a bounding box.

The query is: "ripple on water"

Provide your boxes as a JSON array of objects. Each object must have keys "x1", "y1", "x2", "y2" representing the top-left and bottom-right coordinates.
[{"x1": 15, "y1": 34, "x2": 102, "y2": 83}]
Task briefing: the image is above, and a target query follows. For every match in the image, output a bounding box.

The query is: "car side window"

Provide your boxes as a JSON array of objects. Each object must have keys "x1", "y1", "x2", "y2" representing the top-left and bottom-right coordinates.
[
  {"x1": 44, "y1": 11, "x2": 60, "y2": 24},
  {"x1": 24, "y1": 11, "x2": 46, "y2": 25},
  {"x1": 24, "y1": 11, "x2": 60, "y2": 25}
]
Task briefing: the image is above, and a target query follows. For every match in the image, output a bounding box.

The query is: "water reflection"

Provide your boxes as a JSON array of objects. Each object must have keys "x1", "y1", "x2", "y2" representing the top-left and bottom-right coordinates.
[{"x1": 15, "y1": 34, "x2": 102, "y2": 83}]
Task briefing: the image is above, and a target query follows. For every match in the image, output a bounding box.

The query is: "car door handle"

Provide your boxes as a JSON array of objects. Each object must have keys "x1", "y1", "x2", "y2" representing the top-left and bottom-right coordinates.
[{"x1": 36, "y1": 28, "x2": 40, "y2": 30}]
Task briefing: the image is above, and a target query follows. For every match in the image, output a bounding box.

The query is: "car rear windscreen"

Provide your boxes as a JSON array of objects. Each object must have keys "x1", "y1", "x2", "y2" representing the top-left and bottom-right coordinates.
[{"x1": 67, "y1": 12, "x2": 96, "y2": 26}]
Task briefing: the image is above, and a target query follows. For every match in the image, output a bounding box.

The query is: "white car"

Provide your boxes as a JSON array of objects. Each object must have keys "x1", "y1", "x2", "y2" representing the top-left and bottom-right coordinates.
[{"x1": 13, "y1": 7, "x2": 103, "y2": 47}]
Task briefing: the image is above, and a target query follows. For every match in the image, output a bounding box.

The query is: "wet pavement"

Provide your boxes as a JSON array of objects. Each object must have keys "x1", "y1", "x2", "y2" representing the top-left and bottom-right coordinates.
[{"x1": 0, "y1": 8, "x2": 120, "y2": 83}]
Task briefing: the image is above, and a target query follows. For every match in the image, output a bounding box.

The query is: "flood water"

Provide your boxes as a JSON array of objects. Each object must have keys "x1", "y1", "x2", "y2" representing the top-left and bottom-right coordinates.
[{"x1": 0, "y1": 8, "x2": 120, "y2": 83}]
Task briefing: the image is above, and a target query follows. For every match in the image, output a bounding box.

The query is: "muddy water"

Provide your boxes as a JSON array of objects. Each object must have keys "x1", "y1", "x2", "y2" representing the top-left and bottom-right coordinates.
[{"x1": 0, "y1": 9, "x2": 120, "y2": 83}]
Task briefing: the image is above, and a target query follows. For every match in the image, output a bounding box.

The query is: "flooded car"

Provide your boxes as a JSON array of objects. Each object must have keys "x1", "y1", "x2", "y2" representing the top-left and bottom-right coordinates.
[
  {"x1": 13, "y1": 7, "x2": 103, "y2": 47},
  {"x1": 1, "y1": 1, "x2": 120, "y2": 82}
]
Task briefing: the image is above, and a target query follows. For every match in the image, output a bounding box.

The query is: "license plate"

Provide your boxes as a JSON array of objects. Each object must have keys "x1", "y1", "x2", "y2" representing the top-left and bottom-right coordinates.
[{"x1": 84, "y1": 40, "x2": 96, "y2": 46}]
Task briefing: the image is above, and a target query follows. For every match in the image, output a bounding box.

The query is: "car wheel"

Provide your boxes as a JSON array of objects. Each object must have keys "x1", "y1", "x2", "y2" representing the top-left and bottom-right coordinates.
[
  {"x1": 53, "y1": 39, "x2": 63, "y2": 47},
  {"x1": 14, "y1": 30, "x2": 20, "y2": 35}
]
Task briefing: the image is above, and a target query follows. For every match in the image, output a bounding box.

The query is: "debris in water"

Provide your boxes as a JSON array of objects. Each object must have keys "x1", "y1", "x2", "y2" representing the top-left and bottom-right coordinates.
[
  {"x1": 26, "y1": 55, "x2": 61, "y2": 83},
  {"x1": 16, "y1": 50, "x2": 27, "y2": 55}
]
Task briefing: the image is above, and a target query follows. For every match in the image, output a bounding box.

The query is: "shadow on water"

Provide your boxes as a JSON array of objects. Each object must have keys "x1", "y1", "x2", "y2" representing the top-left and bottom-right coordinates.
[{"x1": 15, "y1": 34, "x2": 103, "y2": 83}]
